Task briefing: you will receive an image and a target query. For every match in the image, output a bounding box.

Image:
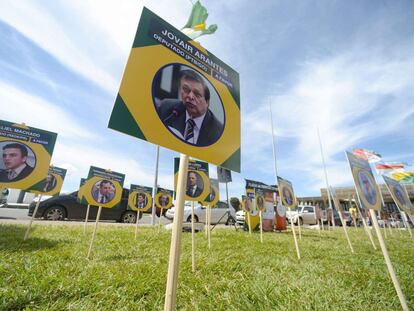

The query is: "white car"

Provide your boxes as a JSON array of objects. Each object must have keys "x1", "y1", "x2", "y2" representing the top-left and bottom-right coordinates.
[
  {"x1": 165, "y1": 201, "x2": 230, "y2": 224},
  {"x1": 286, "y1": 205, "x2": 318, "y2": 225},
  {"x1": 235, "y1": 210, "x2": 245, "y2": 225}
]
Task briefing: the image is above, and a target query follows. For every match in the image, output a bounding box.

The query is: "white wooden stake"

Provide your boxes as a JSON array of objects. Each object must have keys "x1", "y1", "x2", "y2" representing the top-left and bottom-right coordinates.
[
  {"x1": 191, "y1": 201, "x2": 195, "y2": 273},
  {"x1": 259, "y1": 210, "x2": 263, "y2": 243},
  {"x1": 247, "y1": 211, "x2": 252, "y2": 235},
  {"x1": 84, "y1": 204, "x2": 91, "y2": 234},
  {"x1": 288, "y1": 207, "x2": 301, "y2": 260},
  {"x1": 24, "y1": 194, "x2": 42, "y2": 241},
  {"x1": 357, "y1": 205, "x2": 377, "y2": 250},
  {"x1": 205, "y1": 205, "x2": 208, "y2": 237},
  {"x1": 87, "y1": 205, "x2": 102, "y2": 259},
  {"x1": 158, "y1": 208, "x2": 163, "y2": 232},
  {"x1": 208, "y1": 205, "x2": 211, "y2": 249},
  {"x1": 151, "y1": 145, "x2": 160, "y2": 225},
  {"x1": 338, "y1": 210, "x2": 354, "y2": 253},
  {"x1": 135, "y1": 211, "x2": 141, "y2": 239},
  {"x1": 369, "y1": 209, "x2": 409, "y2": 311},
  {"x1": 297, "y1": 216, "x2": 302, "y2": 241},
  {"x1": 164, "y1": 154, "x2": 189, "y2": 311}
]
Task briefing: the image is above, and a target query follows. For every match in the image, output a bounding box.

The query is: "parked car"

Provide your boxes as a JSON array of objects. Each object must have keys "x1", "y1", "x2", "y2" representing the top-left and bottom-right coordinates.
[
  {"x1": 235, "y1": 209, "x2": 245, "y2": 226},
  {"x1": 27, "y1": 189, "x2": 162, "y2": 223},
  {"x1": 286, "y1": 205, "x2": 318, "y2": 225},
  {"x1": 165, "y1": 201, "x2": 230, "y2": 224}
]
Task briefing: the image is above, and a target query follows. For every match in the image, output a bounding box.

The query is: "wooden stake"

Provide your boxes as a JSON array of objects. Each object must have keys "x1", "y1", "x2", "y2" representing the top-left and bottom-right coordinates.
[
  {"x1": 84, "y1": 204, "x2": 91, "y2": 234},
  {"x1": 297, "y1": 216, "x2": 302, "y2": 241},
  {"x1": 205, "y1": 205, "x2": 208, "y2": 237},
  {"x1": 208, "y1": 205, "x2": 211, "y2": 249},
  {"x1": 24, "y1": 194, "x2": 42, "y2": 241},
  {"x1": 288, "y1": 208, "x2": 301, "y2": 260},
  {"x1": 369, "y1": 209, "x2": 409, "y2": 311},
  {"x1": 247, "y1": 211, "x2": 252, "y2": 235},
  {"x1": 158, "y1": 208, "x2": 163, "y2": 232},
  {"x1": 259, "y1": 210, "x2": 263, "y2": 243},
  {"x1": 135, "y1": 211, "x2": 141, "y2": 239},
  {"x1": 338, "y1": 210, "x2": 354, "y2": 253},
  {"x1": 164, "y1": 154, "x2": 189, "y2": 311},
  {"x1": 357, "y1": 205, "x2": 377, "y2": 250},
  {"x1": 87, "y1": 205, "x2": 102, "y2": 259},
  {"x1": 191, "y1": 201, "x2": 195, "y2": 273}
]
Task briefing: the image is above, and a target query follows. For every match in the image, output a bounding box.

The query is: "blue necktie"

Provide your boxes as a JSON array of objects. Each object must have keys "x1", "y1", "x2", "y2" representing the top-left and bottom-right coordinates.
[{"x1": 185, "y1": 119, "x2": 195, "y2": 141}]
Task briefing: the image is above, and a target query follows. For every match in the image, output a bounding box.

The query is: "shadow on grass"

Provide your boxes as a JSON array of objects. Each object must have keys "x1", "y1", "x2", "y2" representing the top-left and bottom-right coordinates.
[{"x1": 0, "y1": 225, "x2": 60, "y2": 252}]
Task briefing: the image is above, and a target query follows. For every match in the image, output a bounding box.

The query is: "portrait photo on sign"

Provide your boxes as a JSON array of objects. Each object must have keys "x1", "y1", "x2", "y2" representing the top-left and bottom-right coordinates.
[
  {"x1": 357, "y1": 171, "x2": 377, "y2": 205},
  {"x1": 186, "y1": 171, "x2": 204, "y2": 198},
  {"x1": 393, "y1": 186, "x2": 407, "y2": 207},
  {"x1": 42, "y1": 174, "x2": 57, "y2": 192},
  {"x1": 153, "y1": 64, "x2": 225, "y2": 147},
  {"x1": 0, "y1": 141, "x2": 36, "y2": 183},
  {"x1": 135, "y1": 192, "x2": 148, "y2": 209},
  {"x1": 256, "y1": 196, "x2": 265, "y2": 210},
  {"x1": 91, "y1": 179, "x2": 116, "y2": 204},
  {"x1": 282, "y1": 187, "x2": 294, "y2": 206},
  {"x1": 159, "y1": 194, "x2": 170, "y2": 207}
]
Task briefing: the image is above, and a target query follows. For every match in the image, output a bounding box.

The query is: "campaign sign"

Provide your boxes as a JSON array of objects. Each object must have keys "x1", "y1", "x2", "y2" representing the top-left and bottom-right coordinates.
[
  {"x1": 28, "y1": 166, "x2": 67, "y2": 196},
  {"x1": 203, "y1": 178, "x2": 219, "y2": 207},
  {"x1": 174, "y1": 157, "x2": 209, "y2": 201},
  {"x1": 108, "y1": 7, "x2": 240, "y2": 172},
  {"x1": 155, "y1": 187, "x2": 174, "y2": 209},
  {"x1": 129, "y1": 184, "x2": 153, "y2": 212},
  {"x1": 346, "y1": 151, "x2": 381, "y2": 211},
  {"x1": 383, "y1": 175, "x2": 413, "y2": 215},
  {"x1": 77, "y1": 178, "x2": 88, "y2": 205},
  {"x1": 277, "y1": 176, "x2": 296, "y2": 209},
  {"x1": 245, "y1": 179, "x2": 276, "y2": 218},
  {"x1": 217, "y1": 166, "x2": 232, "y2": 183},
  {"x1": 82, "y1": 166, "x2": 125, "y2": 208},
  {"x1": 0, "y1": 120, "x2": 57, "y2": 190}
]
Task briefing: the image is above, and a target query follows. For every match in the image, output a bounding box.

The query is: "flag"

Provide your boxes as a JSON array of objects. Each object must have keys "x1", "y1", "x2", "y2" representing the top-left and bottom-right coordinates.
[
  {"x1": 352, "y1": 149, "x2": 381, "y2": 163},
  {"x1": 181, "y1": 0, "x2": 218, "y2": 40},
  {"x1": 391, "y1": 171, "x2": 414, "y2": 184},
  {"x1": 375, "y1": 162, "x2": 405, "y2": 175}
]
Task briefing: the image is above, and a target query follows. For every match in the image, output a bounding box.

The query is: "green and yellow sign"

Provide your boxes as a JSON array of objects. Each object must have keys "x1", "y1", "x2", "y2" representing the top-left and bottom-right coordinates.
[
  {"x1": 277, "y1": 176, "x2": 296, "y2": 209},
  {"x1": 203, "y1": 178, "x2": 219, "y2": 207},
  {"x1": 346, "y1": 151, "x2": 381, "y2": 211},
  {"x1": 383, "y1": 175, "x2": 413, "y2": 216},
  {"x1": 129, "y1": 184, "x2": 153, "y2": 212},
  {"x1": 0, "y1": 120, "x2": 57, "y2": 190},
  {"x1": 81, "y1": 166, "x2": 125, "y2": 209},
  {"x1": 155, "y1": 187, "x2": 174, "y2": 209},
  {"x1": 28, "y1": 166, "x2": 67, "y2": 196},
  {"x1": 77, "y1": 178, "x2": 88, "y2": 204},
  {"x1": 108, "y1": 7, "x2": 240, "y2": 172},
  {"x1": 174, "y1": 157, "x2": 209, "y2": 202}
]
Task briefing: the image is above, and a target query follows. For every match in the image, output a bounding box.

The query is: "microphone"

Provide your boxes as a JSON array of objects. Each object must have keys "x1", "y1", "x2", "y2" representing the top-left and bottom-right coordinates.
[{"x1": 162, "y1": 104, "x2": 186, "y2": 123}]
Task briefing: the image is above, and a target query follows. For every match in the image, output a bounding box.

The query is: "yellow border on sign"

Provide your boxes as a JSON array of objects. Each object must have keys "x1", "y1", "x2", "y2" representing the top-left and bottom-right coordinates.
[
  {"x1": 0, "y1": 138, "x2": 51, "y2": 189},
  {"x1": 390, "y1": 184, "x2": 412, "y2": 215},
  {"x1": 155, "y1": 192, "x2": 173, "y2": 209},
  {"x1": 174, "y1": 169, "x2": 210, "y2": 202},
  {"x1": 82, "y1": 176, "x2": 123, "y2": 209},
  {"x1": 352, "y1": 167, "x2": 381, "y2": 210},
  {"x1": 119, "y1": 46, "x2": 240, "y2": 164},
  {"x1": 31, "y1": 173, "x2": 63, "y2": 196},
  {"x1": 256, "y1": 194, "x2": 266, "y2": 212},
  {"x1": 128, "y1": 190, "x2": 153, "y2": 212},
  {"x1": 279, "y1": 181, "x2": 296, "y2": 209},
  {"x1": 202, "y1": 185, "x2": 219, "y2": 207}
]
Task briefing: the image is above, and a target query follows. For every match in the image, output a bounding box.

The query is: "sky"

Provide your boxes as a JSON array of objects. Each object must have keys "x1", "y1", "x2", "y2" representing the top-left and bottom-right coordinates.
[{"x1": 1, "y1": 0, "x2": 414, "y2": 199}]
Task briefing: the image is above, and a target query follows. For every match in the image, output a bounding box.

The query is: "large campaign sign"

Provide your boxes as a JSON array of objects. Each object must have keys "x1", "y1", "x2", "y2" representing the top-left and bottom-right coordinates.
[
  {"x1": 28, "y1": 166, "x2": 67, "y2": 196},
  {"x1": 108, "y1": 7, "x2": 240, "y2": 171},
  {"x1": 0, "y1": 120, "x2": 57, "y2": 190}
]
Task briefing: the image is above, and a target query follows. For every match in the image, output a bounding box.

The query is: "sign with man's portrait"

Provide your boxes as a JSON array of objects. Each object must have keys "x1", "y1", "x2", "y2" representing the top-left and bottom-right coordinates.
[
  {"x1": 0, "y1": 120, "x2": 57, "y2": 190},
  {"x1": 128, "y1": 184, "x2": 153, "y2": 212},
  {"x1": 108, "y1": 8, "x2": 240, "y2": 172},
  {"x1": 28, "y1": 166, "x2": 67, "y2": 196},
  {"x1": 203, "y1": 178, "x2": 219, "y2": 207},
  {"x1": 277, "y1": 176, "x2": 296, "y2": 209},
  {"x1": 346, "y1": 151, "x2": 381, "y2": 211},
  {"x1": 81, "y1": 166, "x2": 125, "y2": 209},
  {"x1": 174, "y1": 157, "x2": 209, "y2": 202},
  {"x1": 155, "y1": 187, "x2": 174, "y2": 209},
  {"x1": 383, "y1": 175, "x2": 413, "y2": 215}
]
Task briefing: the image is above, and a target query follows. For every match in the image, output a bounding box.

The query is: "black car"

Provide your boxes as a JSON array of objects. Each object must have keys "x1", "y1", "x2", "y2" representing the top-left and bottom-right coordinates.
[{"x1": 28, "y1": 188, "x2": 164, "y2": 223}]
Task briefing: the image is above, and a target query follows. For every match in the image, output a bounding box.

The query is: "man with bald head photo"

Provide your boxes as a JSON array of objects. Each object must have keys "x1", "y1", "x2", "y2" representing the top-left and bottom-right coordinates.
[
  {"x1": 186, "y1": 171, "x2": 203, "y2": 198},
  {"x1": 157, "y1": 69, "x2": 223, "y2": 146},
  {"x1": 0, "y1": 143, "x2": 34, "y2": 182}
]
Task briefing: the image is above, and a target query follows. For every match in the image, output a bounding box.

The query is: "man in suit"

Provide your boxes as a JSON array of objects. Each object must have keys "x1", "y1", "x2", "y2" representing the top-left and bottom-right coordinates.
[
  {"x1": 157, "y1": 69, "x2": 224, "y2": 146},
  {"x1": 186, "y1": 171, "x2": 203, "y2": 198},
  {"x1": 0, "y1": 143, "x2": 34, "y2": 182},
  {"x1": 136, "y1": 192, "x2": 147, "y2": 209},
  {"x1": 92, "y1": 180, "x2": 115, "y2": 204},
  {"x1": 42, "y1": 174, "x2": 57, "y2": 192}
]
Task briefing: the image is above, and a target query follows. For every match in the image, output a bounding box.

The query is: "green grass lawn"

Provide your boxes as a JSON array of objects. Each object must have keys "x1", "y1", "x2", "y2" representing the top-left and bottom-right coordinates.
[{"x1": 0, "y1": 223, "x2": 413, "y2": 310}]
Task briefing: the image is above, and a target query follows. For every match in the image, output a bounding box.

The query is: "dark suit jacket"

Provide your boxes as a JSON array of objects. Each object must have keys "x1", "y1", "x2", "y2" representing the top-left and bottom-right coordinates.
[
  {"x1": 0, "y1": 164, "x2": 34, "y2": 182},
  {"x1": 157, "y1": 99, "x2": 224, "y2": 146},
  {"x1": 186, "y1": 185, "x2": 203, "y2": 198},
  {"x1": 92, "y1": 189, "x2": 115, "y2": 203}
]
